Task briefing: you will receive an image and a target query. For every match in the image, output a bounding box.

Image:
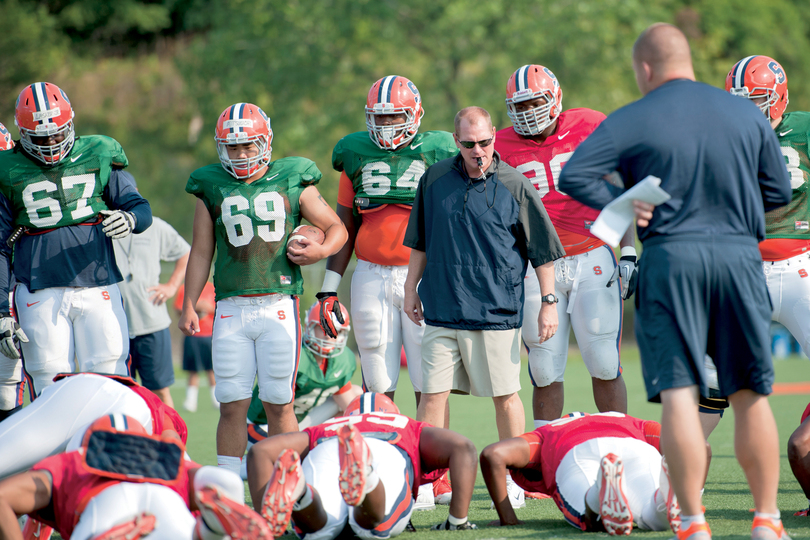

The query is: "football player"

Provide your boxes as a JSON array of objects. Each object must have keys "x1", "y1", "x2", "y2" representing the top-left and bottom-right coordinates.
[
  {"x1": 726, "y1": 57, "x2": 810, "y2": 360},
  {"x1": 0, "y1": 83, "x2": 153, "y2": 406},
  {"x1": 0, "y1": 415, "x2": 272, "y2": 540},
  {"x1": 480, "y1": 412, "x2": 681, "y2": 536},
  {"x1": 0, "y1": 372, "x2": 186, "y2": 482},
  {"x1": 247, "y1": 392, "x2": 478, "y2": 539},
  {"x1": 494, "y1": 65, "x2": 630, "y2": 432},
  {"x1": 178, "y1": 102, "x2": 347, "y2": 477},
  {"x1": 240, "y1": 301, "x2": 362, "y2": 477},
  {"x1": 324, "y1": 76, "x2": 458, "y2": 508}
]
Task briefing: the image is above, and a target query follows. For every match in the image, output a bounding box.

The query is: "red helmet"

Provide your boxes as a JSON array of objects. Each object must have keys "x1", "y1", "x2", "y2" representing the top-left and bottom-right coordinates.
[
  {"x1": 81, "y1": 414, "x2": 148, "y2": 448},
  {"x1": 304, "y1": 301, "x2": 350, "y2": 358},
  {"x1": 344, "y1": 392, "x2": 399, "y2": 416},
  {"x1": 0, "y1": 123, "x2": 13, "y2": 151},
  {"x1": 215, "y1": 103, "x2": 273, "y2": 179},
  {"x1": 505, "y1": 65, "x2": 563, "y2": 136},
  {"x1": 15, "y1": 82, "x2": 75, "y2": 165},
  {"x1": 365, "y1": 76, "x2": 424, "y2": 150},
  {"x1": 726, "y1": 55, "x2": 789, "y2": 121}
]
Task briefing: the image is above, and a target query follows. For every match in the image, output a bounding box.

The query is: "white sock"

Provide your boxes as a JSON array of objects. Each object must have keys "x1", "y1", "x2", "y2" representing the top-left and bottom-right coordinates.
[
  {"x1": 186, "y1": 385, "x2": 199, "y2": 402},
  {"x1": 217, "y1": 455, "x2": 242, "y2": 477},
  {"x1": 680, "y1": 513, "x2": 706, "y2": 530},
  {"x1": 754, "y1": 511, "x2": 781, "y2": 521},
  {"x1": 365, "y1": 465, "x2": 380, "y2": 494},
  {"x1": 585, "y1": 483, "x2": 600, "y2": 514},
  {"x1": 534, "y1": 419, "x2": 553, "y2": 429},
  {"x1": 293, "y1": 484, "x2": 314, "y2": 511},
  {"x1": 448, "y1": 514, "x2": 467, "y2": 526}
]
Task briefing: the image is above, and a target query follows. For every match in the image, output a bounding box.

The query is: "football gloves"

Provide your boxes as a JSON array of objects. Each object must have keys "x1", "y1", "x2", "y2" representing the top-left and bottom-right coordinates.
[
  {"x1": 607, "y1": 253, "x2": 638, "y2": 300},
  {"x1": 315, "y1": 292, "x2": 344, "y2": 339},
  {"x1": 100, "y1": 210, "x2": 137, "y2": 239},
  {"x1": 0, "y1": 315, "x2": 28, "y2": 360},
  {"x1": 431, "y1": 519, "x2": 478, "y2": 531}
]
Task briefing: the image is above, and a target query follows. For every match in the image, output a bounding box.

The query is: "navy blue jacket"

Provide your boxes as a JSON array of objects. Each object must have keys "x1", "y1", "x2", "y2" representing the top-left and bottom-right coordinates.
[
  {"x1": 404, "y1": 152, "x2": 564, "y2": 330},
  {"x1": 558, "y1": 79, "x2": 791, "y2": 243}
]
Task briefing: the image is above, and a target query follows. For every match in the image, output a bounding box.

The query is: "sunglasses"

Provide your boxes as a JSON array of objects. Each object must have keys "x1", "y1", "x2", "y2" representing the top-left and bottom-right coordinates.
[{"x1": 456, "y1": 137, "x2": 494, "y2": 149}]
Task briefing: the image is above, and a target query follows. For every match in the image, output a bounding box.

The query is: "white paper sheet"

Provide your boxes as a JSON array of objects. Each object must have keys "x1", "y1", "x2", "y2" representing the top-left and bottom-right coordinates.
[{"x1": 590, "y1": 175, "x2": 671, "y2": 246}]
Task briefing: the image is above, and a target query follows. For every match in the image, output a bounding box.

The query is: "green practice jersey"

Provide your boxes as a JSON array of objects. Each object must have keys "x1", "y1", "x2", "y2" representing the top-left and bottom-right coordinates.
[
  {"x1": 767, "y1": 111, "x2": 810, "y2": 239},
  {"x1": 332, "y1": 130, "x2": 457, "y2": 213},
  {"x1": 247, "y1": 346, "x2": 357, "y2": 424},
  {"x1": 0, "y1": 135, "x2": 127, "y2": 229},
  {"x1": 186, "y1": 157, "x2": 320, "y2": 300}
]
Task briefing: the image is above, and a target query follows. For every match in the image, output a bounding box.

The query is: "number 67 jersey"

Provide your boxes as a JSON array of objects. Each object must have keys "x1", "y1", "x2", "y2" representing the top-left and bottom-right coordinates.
[
  {"x1": 186, "y1": 156, "x2": 321, "y2": 299},
  {"x1": 0, "y1": 135, "x2": 127, "y2": 229}
]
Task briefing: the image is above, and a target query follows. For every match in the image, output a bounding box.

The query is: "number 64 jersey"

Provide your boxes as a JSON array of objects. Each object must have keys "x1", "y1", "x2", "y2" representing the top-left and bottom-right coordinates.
[{"x1": 186, "y1": 156, "x2": 321, "y2": 300}]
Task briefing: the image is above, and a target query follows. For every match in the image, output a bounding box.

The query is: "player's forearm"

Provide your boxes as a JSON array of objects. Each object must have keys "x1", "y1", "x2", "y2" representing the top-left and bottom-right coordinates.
[
  {"x1": 479, "y1": 450, "x2": 517, "y2": 524},
  {"x1": 320, "y1": 221, "x2": 348, "y2": 257},
  {"x1": 325, "y1": 204, "x2": 357, "y2": 276},
  {"x1": 0, "y1": 502, "x2": 24, "y2": 540},
  {"x1": 619, "y1": 225, "x2": 636, "y2": 250},
  {"x1": 182, "y1": 249, "x2": 212, "y2": 311}
]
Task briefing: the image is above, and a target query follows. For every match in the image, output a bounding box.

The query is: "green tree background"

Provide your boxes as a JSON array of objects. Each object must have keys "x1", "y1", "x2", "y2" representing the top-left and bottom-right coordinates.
[{"x1": 1, "y1": 0, "x2": 808, "y2": 311}]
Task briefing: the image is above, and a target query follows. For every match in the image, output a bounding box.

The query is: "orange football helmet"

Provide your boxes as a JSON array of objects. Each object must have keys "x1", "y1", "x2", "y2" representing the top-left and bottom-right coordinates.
[
  {"x1": 0, "y1": 123, "x2": 13, "y2": 151},
  {"x1": 344, "y1": 392, "x2": 400, "y2": 416},
  {"x1": 726, "y1": 55, "x2": 789, "y2": 121},
  {"x1": 304, "y1": 301, "x2": 350, "y2": 358},
  {"x1": 215, "y1": 103, "x2": 273, "y2": 179},
  {"x1": 15, "y1": 82, "x2": 75, "y2": 165},
  {"x1": 505, "y1": 65, "x2": 563, "y2": 136},
  {"x1": 81, "y1": 414, "x2": 149, "y2": 448},
  {"x1": 365, "y1": 76, "x2": 424, "y2": 150}
]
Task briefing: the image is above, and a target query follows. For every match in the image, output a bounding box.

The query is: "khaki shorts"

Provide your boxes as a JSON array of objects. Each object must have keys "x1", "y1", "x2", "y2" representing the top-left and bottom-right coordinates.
[{"x1": 420, "y1": 325, "x2": 521, "y2": 397}]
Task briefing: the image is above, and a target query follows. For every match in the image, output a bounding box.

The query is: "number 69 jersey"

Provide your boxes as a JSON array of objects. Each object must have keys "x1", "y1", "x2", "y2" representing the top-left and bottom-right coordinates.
[
  {"x1": 186, "y1": 156, "x2": 321, "y2": 300},
  {"x1": 305, "y1": 412, "x2": 438, "y2": 500},
  {"x1": 0, "y1": 135, "x2": 127, "y2": 229},
  {"x1": 332, "y1": 131, "x2": 457, "y2": 213}
]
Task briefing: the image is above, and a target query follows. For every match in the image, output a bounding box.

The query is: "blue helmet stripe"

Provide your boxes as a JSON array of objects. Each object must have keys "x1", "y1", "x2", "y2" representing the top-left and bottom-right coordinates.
[{"x1": 735, "y1": 55, "x2": 757, "y2": 89}]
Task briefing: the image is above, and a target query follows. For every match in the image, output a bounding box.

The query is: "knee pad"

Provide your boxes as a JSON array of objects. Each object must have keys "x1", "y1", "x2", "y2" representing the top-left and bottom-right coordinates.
[
  {"x1": 528, "y1": 348, "x2": 565, "y2": 387},
  {"x1": 193, "y1": 465, "x2": 245, "y2": 504}
]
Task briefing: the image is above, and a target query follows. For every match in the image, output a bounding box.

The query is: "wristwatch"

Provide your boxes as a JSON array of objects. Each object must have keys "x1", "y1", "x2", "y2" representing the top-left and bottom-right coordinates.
[{"x1": 541, "y1": 294, "x2": 558, "y2": 305}]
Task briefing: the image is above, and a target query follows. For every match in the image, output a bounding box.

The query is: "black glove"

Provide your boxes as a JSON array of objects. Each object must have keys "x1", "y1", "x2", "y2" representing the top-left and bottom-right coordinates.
[
  {"x1": 315, "y1": 292, "x2": 344, "y2": 339},
  {"x1": 607, "y1": 255, "x2": 638, "y2": 300}
]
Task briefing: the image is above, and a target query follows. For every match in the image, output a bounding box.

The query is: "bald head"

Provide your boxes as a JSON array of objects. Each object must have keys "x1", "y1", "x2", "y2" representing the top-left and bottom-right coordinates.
[
  {"x1": 454, "y1": 106, "x2": 492, "y2": 134},
  {"x1": 632, "y1": 23, "x2": 695, "y2": 95}
]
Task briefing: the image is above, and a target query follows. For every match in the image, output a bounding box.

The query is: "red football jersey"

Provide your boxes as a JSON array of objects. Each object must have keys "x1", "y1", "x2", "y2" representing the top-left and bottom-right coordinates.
[
  {"x1": 129, "y1": 385, "x2": 188, "y2": 444},
  {"x1": 495, "y1": 108, "x2": 606, "y2": 249},
  {"x1": 30, "y1": 451, "x2": 193, "y2": 539},
  {"x1": 509, "y1": 412, "x2": 659, "y2": 498},
  {"x1": 305, "y1": 412, "x2": 438, "y2": 499}
]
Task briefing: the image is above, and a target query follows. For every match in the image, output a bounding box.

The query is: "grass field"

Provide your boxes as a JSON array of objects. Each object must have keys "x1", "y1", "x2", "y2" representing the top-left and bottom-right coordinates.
[{"x1": 160, "y1": 347, "x2": 810, "y2": 539}]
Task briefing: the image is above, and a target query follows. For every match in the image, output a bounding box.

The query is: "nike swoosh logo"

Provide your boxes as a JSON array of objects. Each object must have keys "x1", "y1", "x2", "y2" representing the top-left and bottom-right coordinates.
[
  {"x1": 558, "y1": 131, "x2": 571, "y2": 140},
  {"x1": 779, "y1": 129, "x2": 793, "y2": 137},
  {"x1": 26, "y1": 302, "x2": 39, "y2": 307},
  {"x1": 70, "y1": 153, "x2": 83, "y2": 163},
  {"x1": 220, "y1": 314, "x2": 233, "y2": 319},
  {"x1": 333, "y1": 370, "x2": 342, "y2": 377},
  {"x1": 410, "y1": 142, "x2": 423, "y2": 150},
  {"x1": 266, "y1": 173, "x2": 280, "y2": 181}
]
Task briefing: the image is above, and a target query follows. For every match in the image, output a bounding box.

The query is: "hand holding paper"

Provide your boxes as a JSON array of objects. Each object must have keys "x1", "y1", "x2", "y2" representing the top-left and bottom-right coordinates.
[{"x1": 589, "y1": 175, "x2": 671, "y2": 247}]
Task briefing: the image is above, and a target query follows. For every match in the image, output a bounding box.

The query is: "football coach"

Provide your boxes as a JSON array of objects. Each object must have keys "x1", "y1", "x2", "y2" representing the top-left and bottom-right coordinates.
[{"x1": 558, "y1": 23, "x2": 791, "y2": 540}]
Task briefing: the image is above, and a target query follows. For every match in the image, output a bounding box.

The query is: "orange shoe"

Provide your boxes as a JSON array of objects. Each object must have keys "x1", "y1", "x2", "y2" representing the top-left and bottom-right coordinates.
[
  {"x1": 525, "y1": 491, "x2": 550, "y2": 499},
  {"x1": 676, "y1": 522, "x2": 712, "y2": 540},
  {"x1": 598, "y1": 453, "x2": 633, "y2": 536},
  {"x1": 90, "y1": 513, "x2": 156, "y2": 540},
  {"x1": 338, "y1": 423, "x2": 373, "y2": 506},
  {"x1": 660, "y1": 456, "x2": 682, "y2": 533},
  {"x1": 22, "y1": 518, "x2": 53, "y2": 540},
  {"x1": 261, "y1": 448, "x2": 306, "y2": 537},
  {"x1": 196, "y1": 485, "x2": 273, "y2": 540},
  {"x1": 433, "y1": 472, "x2": 452, "y2": 505},
  {"x1": 794, "y1": 508, "x2": 809, "y2": 517},
  {"x1": 752, "y1": 516, "x2": 791, "y2": 540}
]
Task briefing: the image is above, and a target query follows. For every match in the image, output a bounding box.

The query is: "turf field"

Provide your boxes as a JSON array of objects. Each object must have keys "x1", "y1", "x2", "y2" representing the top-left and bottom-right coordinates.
[{"x1": 159, "y1": 347, "x2": 810, "y2": 539}]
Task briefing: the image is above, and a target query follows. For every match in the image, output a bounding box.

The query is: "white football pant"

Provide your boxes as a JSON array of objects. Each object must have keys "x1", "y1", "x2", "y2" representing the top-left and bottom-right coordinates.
[
  {"x1": 763, "y1": 252, "x2": 810, "y2": 356},
  {"x1": 0, "y1": 373, "x2": 152, "y2": 480},
  {"x1": 297, "y1": 437, "x2": 414, "y2": 540},
  {"x1": 351, "y1": 261, "x2": 423, "y2": 393},
  {"x1": 15, "y1": 283, "x2": 129, "y2": 396},
  {"x1": 524, "y1": 245, "x2": 622, "y2": 387},
  {"x1": 212, "y1": 294, "x2": 300, "y2": 404}
]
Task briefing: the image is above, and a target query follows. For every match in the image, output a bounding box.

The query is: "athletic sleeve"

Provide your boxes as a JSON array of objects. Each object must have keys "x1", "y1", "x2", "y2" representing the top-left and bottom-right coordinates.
[
  {"x1": 758, "y1": 124, "x2": 792, "y2": 211},
  {"x1": 332, "y1": 139, "x2": 346, "y2": 172},
  {"x1": 337, "y1": 171, "x2": 355, "y2": 208},
  {"x1": 104, "y1": 170, "x2": 152, "y2": 233},
  {"x1": 0, "y1": 193, "x2": 14, "y2": 313},
  {"x1": 558, "y1": 122, "x2": 626, "y2": 210}
]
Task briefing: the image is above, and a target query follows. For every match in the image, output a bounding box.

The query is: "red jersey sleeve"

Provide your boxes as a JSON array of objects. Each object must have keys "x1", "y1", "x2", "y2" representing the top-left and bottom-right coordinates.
[{"x1": 337, "y1": 171, "x2": 355, "y2": 208}]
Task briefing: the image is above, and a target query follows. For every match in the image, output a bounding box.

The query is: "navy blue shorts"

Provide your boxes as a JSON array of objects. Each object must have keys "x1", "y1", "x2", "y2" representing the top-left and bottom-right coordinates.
[
  {"x1": 182, "y1": 335, "x2": 213, "y2": 372},
  {"x1": 129, "y1": 328, "x2": 175, "y2": 391},
  {"x1": 635, "y1": 236, "x2": 774, "y2": 402}
]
